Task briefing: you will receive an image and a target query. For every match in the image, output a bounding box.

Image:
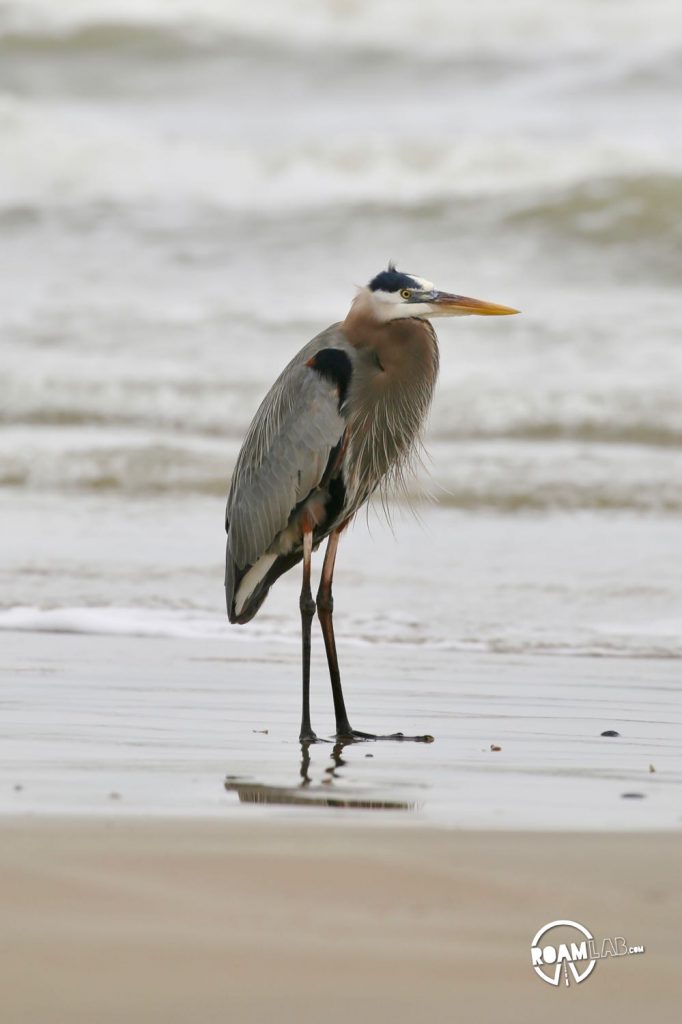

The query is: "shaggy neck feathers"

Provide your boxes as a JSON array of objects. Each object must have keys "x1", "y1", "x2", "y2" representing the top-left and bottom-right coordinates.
[{"x1": 339, "y1": 290, "x2": 440, "y2": 510}]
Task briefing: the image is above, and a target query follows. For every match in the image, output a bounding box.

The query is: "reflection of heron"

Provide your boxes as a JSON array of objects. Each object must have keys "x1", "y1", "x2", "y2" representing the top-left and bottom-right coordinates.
[
  {"x1": 224, "y1": 741, "x2": 414, "y2": 811},
  {"x1": 225, "y1": 264, "x2": 518, "y2": 742}
]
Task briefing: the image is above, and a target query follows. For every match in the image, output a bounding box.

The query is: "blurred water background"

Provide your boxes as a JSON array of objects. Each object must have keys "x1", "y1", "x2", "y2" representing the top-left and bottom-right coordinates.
[{"x1": 1, "y1": 0, "x2": 682, "y2": 659}]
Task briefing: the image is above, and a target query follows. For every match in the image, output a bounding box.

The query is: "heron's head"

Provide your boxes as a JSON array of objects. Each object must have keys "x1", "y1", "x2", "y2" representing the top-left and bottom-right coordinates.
[{"x1": 364, "y1": 263, "x2": 519, "y2": 321}]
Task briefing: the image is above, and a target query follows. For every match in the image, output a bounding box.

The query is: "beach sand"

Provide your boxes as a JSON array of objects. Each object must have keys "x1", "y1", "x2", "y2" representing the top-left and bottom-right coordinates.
[
  {"x1": 1, "y1": 628, "x2": 680, "y2": 1022},
  {"x1": 1, "y1": 819, "x2": 679, "y2": 1023}
]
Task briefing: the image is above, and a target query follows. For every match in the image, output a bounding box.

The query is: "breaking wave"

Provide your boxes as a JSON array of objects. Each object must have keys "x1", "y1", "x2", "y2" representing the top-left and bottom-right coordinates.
[
  {"x1": 2, "y1": 428, "x2": 682, "y2": 512},
  {"x1": 1, "y1": 0, "x2": 681, "y2": 62},
  {"x1": 1, "y1": 604, "x2": 680, "y2": 659}
]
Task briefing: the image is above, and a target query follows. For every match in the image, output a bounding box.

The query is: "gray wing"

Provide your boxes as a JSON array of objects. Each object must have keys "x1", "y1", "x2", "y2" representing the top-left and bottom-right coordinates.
[{"x1": 226, "y1": 325, "x2": 351, "y2": 572}]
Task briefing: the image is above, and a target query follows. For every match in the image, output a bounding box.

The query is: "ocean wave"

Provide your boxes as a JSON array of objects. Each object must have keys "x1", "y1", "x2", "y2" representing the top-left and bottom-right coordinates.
[
  {"x1": 0, "y1": 17, "x2": 521, "y2": 65},
  {"x1": 0, "y1": 605, "x2": 231, "y2": 640},
  {"x1": 5, "y1": 406, "x2": 682, "y2": 449},
  {"x1": 506, "y1": 173, "x2": 682, "y2": 247},
  {"x1": 0, "y1": 93, "x2": 679, "y2": 251},
  {"x1": 4, "y1": 363, "x2": 682, "y2": 448},
  {"x1": 1, "y1": 0, "x2": 681, "y2": 60},
  {"x1": 0, "y1": 19, "x2": 191, "y2": 57},
  {"x1": 0, "y1": 98, "x2": 596, "y2": 211},
  {"x1": 1, "y1": 604, "x2": 679, "y2": 659},
  {"x1": 2, "y1": 428, "x2": 681, "y2": 511}
]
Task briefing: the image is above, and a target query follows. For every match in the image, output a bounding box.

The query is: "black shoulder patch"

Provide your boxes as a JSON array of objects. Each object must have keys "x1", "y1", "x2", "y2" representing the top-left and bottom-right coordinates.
[{"x1": 307, "y1": 348, "x2": 353, "y2": 405}]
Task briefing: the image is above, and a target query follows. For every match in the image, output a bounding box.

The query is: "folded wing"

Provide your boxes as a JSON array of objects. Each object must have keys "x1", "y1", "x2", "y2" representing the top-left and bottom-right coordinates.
[{"x1": 225, "y1": 343, "x2": 348, "y2": 623}]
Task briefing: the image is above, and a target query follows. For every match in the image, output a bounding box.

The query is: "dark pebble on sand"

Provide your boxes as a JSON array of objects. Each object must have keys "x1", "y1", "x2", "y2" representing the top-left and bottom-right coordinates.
[
  {"x1": 601, "y1": 730, "x2": 620, "y2": 737},
  {"x1": 621, "y1": 792, "x2": 646, "y2": 799}
]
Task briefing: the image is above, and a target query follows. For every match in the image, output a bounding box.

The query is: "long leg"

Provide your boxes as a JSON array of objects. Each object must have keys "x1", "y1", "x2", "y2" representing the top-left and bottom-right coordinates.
[
  {"x1": 298, "y1": 524, "x2": 318, "y2": 742},
  {"x1": 316, "y1": 529, "x2": 353, "y2": 736},
  {"x1": 317, "y1": 528, "x2": 435, "y2": 744}
]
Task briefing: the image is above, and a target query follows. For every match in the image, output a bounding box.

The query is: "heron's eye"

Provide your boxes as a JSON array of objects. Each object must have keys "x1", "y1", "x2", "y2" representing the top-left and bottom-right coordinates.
[{"x1": 400, "y1": 289, "x2": 412, "y2": 300}]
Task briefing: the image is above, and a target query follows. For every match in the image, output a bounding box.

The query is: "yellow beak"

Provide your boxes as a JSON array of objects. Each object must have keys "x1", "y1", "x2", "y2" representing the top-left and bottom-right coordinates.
[{"x1": 431, "y1": 291, "x2": 520, "y2": 316}]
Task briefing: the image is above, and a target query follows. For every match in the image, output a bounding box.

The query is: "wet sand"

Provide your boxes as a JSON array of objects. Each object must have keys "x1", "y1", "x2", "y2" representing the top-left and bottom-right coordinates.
[
  {"x1": 2, "y1": 630, "x2": 680, "y2": 827},
  {"x1": 1, "y1": 819, "x2": 679, "y2": 1023}
]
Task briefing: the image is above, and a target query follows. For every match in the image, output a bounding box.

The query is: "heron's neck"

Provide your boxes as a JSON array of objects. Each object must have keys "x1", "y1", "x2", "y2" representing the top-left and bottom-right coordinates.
[
  {"x1": 343, "y1": 298, "x2": 439, "y2": 389},
  {"x1": 338, "y1": 307, "x2": 439, "y2": 508}
]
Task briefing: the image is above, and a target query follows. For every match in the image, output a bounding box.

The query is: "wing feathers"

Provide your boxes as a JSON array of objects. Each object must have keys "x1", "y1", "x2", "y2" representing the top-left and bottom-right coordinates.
[{"x1": 226, "y1": 355, "x2": 348, "y2": 571}]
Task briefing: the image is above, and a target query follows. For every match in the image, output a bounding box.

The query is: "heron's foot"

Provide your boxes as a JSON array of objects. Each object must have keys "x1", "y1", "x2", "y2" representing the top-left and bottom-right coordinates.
[
  {"x1": 299, "y1": 731, "x2": 332, "y2": 744},
  {"x1": 336, "y1": 728, "x2": 434, "y2": 744}
]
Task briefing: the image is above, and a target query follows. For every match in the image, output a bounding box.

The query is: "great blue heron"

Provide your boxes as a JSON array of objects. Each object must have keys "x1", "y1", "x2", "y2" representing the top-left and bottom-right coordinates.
[{"x1": 225, "y1": 264, "x2": 518, "y2": 742}]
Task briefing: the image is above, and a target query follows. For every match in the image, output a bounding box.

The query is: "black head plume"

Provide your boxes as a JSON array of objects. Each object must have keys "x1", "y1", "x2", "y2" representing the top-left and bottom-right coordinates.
[{"x1": 368, "y1": 263, "x2": 420, "y2": 294}]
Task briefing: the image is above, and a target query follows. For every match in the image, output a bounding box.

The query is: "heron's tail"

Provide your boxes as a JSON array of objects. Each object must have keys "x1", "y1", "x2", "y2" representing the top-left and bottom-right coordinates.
[{"x1": 225, "y1": 543, "x2": 302, "y2": 625}]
